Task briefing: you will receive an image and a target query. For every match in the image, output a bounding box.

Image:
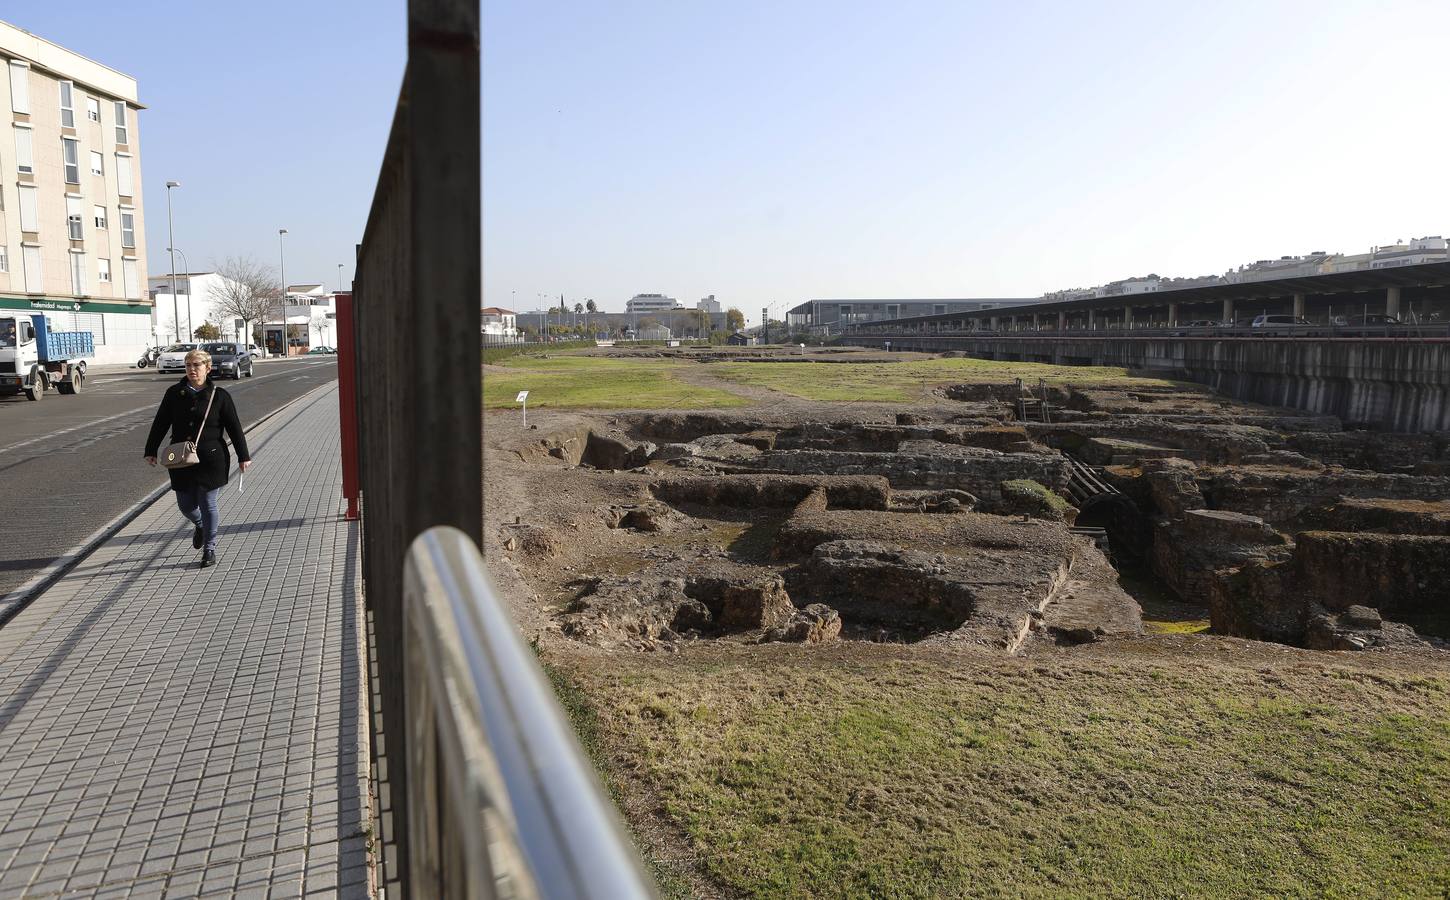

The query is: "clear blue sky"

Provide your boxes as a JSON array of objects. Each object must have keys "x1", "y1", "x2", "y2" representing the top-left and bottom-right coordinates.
[{"x1": 10, "y1": 2, "x2": 1450, "y2": 320}]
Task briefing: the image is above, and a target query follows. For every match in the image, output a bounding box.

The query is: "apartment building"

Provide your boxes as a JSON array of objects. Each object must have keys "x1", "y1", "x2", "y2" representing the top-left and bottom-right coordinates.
[{"x1": 0, "y1": 21, "x2": 149, "y2": 364}]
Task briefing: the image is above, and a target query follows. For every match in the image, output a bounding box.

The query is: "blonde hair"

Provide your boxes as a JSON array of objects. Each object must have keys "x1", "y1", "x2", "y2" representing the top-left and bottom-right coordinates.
[{"x1": 184, "y1": 349, "x2": 212, "y2": 366}]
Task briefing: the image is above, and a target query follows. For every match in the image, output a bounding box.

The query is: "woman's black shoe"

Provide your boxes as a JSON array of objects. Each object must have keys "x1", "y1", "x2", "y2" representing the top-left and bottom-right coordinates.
[
  {"x1": 193, "y1": 525, "x2": 204, "y2": 549},
  {"x1": 200, "y1": 550, "x2": 216, "y2": 568}
]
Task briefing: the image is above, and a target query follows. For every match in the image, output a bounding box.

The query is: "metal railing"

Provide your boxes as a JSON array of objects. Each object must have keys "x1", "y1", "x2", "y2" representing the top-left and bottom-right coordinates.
[
  {"x1": 847, "y1": 323, "x2": 1450, "y2": 341},
  {"x1": 403, "y1": 528, "x2": 654, "y2": 899}
]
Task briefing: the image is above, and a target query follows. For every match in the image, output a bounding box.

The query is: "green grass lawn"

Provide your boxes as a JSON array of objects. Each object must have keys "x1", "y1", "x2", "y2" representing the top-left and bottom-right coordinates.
[
  {"x1": 485, "y1": 352, "x2": 1183, "y2": 408},
  {"x1": 553, "y1": 648, "x2": 1450, "y2": 899},
  {"x1": 483, "y1": 355, "x2": 749, "y2": 409},
  {"x1": 705, "y1": 357, "x2": 1180, "y2": 403}
]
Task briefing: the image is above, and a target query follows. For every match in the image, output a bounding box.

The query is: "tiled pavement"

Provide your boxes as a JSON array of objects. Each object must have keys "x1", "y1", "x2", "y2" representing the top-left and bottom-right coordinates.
[{"x1": 0, "y1": 384, "x2": 372, "y2": 898}]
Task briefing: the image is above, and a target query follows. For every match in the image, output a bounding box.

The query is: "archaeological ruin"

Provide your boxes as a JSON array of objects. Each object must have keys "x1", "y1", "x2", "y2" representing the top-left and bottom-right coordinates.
[{"x1": 488, "y1": 348, "x2": 1449, "y2": 657}]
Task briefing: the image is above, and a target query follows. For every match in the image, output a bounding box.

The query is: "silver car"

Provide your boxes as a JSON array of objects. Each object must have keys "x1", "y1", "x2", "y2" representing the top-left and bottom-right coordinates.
[{"x1": 156, "y1": 343, "x2": 198, "y2": 374}]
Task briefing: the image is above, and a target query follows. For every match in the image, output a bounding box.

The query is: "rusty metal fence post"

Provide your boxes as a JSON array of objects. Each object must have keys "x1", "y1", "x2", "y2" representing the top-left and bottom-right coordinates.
[
  {"x1": 352, "y1": 0, "x2": 480, "y2": 891},
  {"x1": 335, "y1": 291, "x2": 360, "y2": 520}
]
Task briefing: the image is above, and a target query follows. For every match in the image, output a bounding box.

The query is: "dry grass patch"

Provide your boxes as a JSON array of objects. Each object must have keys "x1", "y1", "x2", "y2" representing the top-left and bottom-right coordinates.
[{"x1": 705, "y1": 357, "x2": 1180, "y2": 403}]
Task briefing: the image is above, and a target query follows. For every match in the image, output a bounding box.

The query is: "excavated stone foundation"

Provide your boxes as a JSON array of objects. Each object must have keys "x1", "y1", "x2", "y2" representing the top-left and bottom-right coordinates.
[{"x1": 497, "y1": 369, "x2": 1448, "y2": 656}]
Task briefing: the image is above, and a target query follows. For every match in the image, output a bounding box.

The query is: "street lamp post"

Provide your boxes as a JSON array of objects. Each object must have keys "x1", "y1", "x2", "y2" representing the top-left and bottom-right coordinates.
[
  {"x1": 337, "y1": 263, "x2": 344, "y2": 294},
  {"x1": 277, "y1": 229, "x2": 288, "y2": 357},
  {"x1": 166, "y1": 246, "x2": 191, "y2": 337},
  {"x1": 165, "y1": 181, "x2": 181, "y2": 341}
]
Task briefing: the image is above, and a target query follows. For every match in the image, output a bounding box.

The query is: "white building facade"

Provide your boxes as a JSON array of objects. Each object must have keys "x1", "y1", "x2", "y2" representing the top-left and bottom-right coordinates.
[
  {"x1": 0, "y1": 20, "x2": 150, "y2": 365},
  {"x1": 625, "y1": 293, "x2": 680, "y2": 314},
  {"x1": 479, "y1": 306, "x2": 518, "y2": 338},
  {"x1": 149, "y1": 275, "x2": 340, "y2": 353}
]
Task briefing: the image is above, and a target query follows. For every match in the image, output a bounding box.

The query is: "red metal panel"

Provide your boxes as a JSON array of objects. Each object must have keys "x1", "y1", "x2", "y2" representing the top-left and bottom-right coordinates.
[{"x1": 335, "y1": 291, "x2": 360, "y2": 519}]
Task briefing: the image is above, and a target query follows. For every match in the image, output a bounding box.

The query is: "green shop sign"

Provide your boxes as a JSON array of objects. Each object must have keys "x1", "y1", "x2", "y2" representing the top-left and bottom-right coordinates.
[{"x1": 0, "y1": 296, "x2": 152, "y2": 316}]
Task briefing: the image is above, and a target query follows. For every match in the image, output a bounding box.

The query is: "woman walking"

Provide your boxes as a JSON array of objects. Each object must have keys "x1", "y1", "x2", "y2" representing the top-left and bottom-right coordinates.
[{"x1": 144, "y1": 348, "x2": 252, "y2": 567}]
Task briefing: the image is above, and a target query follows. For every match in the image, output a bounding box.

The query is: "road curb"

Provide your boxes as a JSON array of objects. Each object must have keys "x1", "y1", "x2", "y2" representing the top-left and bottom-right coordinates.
[{"x1": 0, "y1": 381, "x2": 337, "y2": 628}]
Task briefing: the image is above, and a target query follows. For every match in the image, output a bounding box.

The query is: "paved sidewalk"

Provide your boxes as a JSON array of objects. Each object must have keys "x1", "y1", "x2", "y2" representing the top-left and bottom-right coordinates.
[{"x1": 0, "y1": 383, "x2": 371, "y2": 898}]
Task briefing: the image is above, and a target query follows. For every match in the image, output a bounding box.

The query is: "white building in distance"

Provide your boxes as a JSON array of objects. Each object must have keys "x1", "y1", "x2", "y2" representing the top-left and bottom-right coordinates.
[
  {"x1": 148, "y1": 276, "x2": 338, "y2": 353},
  {"x1": 625, "y1": 293, "x2": 680, "y2": 314},
  {"x1": 480, "y1": 306, "x2": 518, "y2": 337}
]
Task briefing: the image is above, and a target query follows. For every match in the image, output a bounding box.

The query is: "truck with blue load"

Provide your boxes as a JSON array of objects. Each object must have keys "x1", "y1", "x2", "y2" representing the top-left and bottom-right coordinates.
[{"x1": 0, "y1": 313, "x2": 93, "y2": 400}]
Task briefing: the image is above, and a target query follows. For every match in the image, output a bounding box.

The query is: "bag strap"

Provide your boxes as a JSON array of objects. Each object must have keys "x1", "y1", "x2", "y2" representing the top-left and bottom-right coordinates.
[{"x1": 191, "y1": 385, "x2": 217, "y2": 445}]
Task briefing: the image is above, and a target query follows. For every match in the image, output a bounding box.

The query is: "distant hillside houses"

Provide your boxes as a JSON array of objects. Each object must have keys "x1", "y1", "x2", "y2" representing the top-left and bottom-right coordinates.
[{"x1": 1045, "y1": 235, "x2": 1448, "y2": 300}]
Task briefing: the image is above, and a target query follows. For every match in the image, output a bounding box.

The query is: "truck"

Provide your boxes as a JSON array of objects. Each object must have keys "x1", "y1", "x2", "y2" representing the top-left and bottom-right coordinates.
[{"x1": 0, "y1": 314, "x2": 93, "y2": 401}]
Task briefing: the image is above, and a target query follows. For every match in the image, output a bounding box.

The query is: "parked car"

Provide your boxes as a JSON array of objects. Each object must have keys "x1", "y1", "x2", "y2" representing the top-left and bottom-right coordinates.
[
  {"x1": 202, "y1": 342, "x2": 254, "y2": 379},
  {"x1": 248, "y1": 343, "x2": 264, "y2": 357},
  {"x1": 156, "y1": 343, "x2": 198, "y2": 374},
  {"x1": 1249, "y1": 314, "x2": 1314, "y2": 335},
  {"x1": 1342, "y1": 313, "x2": 1400, "y2": 326},
  {"x1": 1182, "y1": 320, "x2": 1221, "y2": 328},
  {"x1": 306, "y1": 346, "x2": 336, "y2": 355}
]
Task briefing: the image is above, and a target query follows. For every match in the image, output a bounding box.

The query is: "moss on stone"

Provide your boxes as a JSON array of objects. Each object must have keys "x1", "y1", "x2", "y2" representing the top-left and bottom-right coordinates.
[{"x1": 1000, "y1": 478, "x2": 1072, "y2": 518}]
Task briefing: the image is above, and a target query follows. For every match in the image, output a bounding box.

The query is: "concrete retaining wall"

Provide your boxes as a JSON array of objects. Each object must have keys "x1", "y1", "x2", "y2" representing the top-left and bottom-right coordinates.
[{"x1": 850, "y1": 335, "x2": 1450, "y2": 432}]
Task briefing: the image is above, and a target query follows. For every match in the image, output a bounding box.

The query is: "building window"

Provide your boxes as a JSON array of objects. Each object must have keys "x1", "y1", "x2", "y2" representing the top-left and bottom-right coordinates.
[
  {"x1": 94, "y1": 205, "x2": 107, "y2": 229},
  {"x1": 122, "y1": 257, "x2": 140, "y2": 299},
  {"x1": 9, "y1": 61, "x2": 28, "y2": 114},
  {"x1": 120, "y1": 211, "x2": 135, "y2": 248},
  {"x1": 22, "y1": 246, "x2": 42, "y2": 292},
  {"x1": 0, "y1": 245, "x2": 7, "y2": 273},
  {"x1": 113, "y1": 101, "x2": 128, "y2": 144},
  {"x1": 59, "y1": 81, "x2": 75, "y2": 128},
  {"x1": 115, "y1": 154, "x2": 133, "y2": 196},
  {"x1": 17, "y1": 184, "x2": 38, "y2": 232},
  {"x1": 86, "y1": 96, "x2": 100, "y2": 122},
  {"x1": 70, "y1": 251, "x2": 86, "y2": 295},
  {"x1": 90, "y1": 150, "x2": 103, "y2": 176},
  {"x1": 97, "y1": 257, "x2": 111, "y2": 283},
  {"x1": 62, "y1": 137, "x2": 80, "y2": 184},
  {"x1": 14, "y1": 126, "x2": 33, "y2": 175},
  {"x1": 66, "y1": 196, "x2": 84, "y2": 240}
]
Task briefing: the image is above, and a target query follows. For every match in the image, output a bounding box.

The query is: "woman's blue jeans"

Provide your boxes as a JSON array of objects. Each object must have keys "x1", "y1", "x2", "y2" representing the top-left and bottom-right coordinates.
[{"x1": 175, "y1": 485, "x2": 221, "y2": 552}]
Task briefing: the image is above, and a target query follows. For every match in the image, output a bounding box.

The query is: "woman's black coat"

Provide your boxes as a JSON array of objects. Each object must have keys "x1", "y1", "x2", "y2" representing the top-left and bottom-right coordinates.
[{"x1": 144, "y1": 377, "x2": 250, "y2": 491}]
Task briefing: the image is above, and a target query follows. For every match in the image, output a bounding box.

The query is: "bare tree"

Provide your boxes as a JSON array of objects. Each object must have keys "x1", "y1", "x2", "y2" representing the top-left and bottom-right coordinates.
[
  {"x1": 208, "y1": 256, "x2": 280, "y2": 356},
  {"x1": 310, "y1": 314, "x2": 330, "y2": 348}
]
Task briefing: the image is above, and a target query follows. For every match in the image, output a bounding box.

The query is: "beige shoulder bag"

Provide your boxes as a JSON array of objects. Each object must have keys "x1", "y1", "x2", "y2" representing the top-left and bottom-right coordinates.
[{"x1": 161, "y1": 386, "x2": 217, "y2": 469}]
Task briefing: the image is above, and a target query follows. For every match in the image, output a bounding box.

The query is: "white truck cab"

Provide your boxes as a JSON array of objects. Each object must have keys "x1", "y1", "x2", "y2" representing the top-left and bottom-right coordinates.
[{"x1": 0, "y1": 314, "x2": 91, "y2": 401}]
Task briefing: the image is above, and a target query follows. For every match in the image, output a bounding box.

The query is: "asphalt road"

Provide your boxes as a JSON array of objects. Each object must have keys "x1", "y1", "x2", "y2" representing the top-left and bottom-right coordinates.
[{"x1": 0, "y1": 357, "x2": 339, "y2": 597}]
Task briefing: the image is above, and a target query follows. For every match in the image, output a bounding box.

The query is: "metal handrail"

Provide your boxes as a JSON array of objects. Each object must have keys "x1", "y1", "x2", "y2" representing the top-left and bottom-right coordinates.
[
  {"x1": 846, "y1": 323, "x2": 1450, "y2": 340},
  {"x1": 403, "y1": 526, "x2": 655, "y2": 899}
]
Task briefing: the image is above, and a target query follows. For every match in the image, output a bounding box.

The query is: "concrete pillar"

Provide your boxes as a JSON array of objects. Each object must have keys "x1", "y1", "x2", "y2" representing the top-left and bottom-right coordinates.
[
  {"x1": 990, "y1": 316, "x2": 999, "y2": 331},
  {"x1": 1292, "y1": 293, "x2": 1305, "y2": 319},
  {"x1": 1057, "y1": 311, "x2": 1067, "y2": 331},
  {"x1": 1088, "y1": 309, "x2": 1096, "y2": 330},
  {"x1": 1222, "y1": 298, "x2": 1236, "y2": 325},
  {"x1": 1386, "y1": 286, "x2": 1401, "y2": 318},
  {"x1": 1123, "y1": 306, "x2": 1134, "y2": 328},
  {"x1": 1010, "y1": 316, "x2": 1017, "y2": 331},
  {"x1": 1032, "y1": 314, "x2": 1040, "y2": 331},
  {"x1": 1168, "y1": 302, "x2": 1180, "y2": 326}
]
